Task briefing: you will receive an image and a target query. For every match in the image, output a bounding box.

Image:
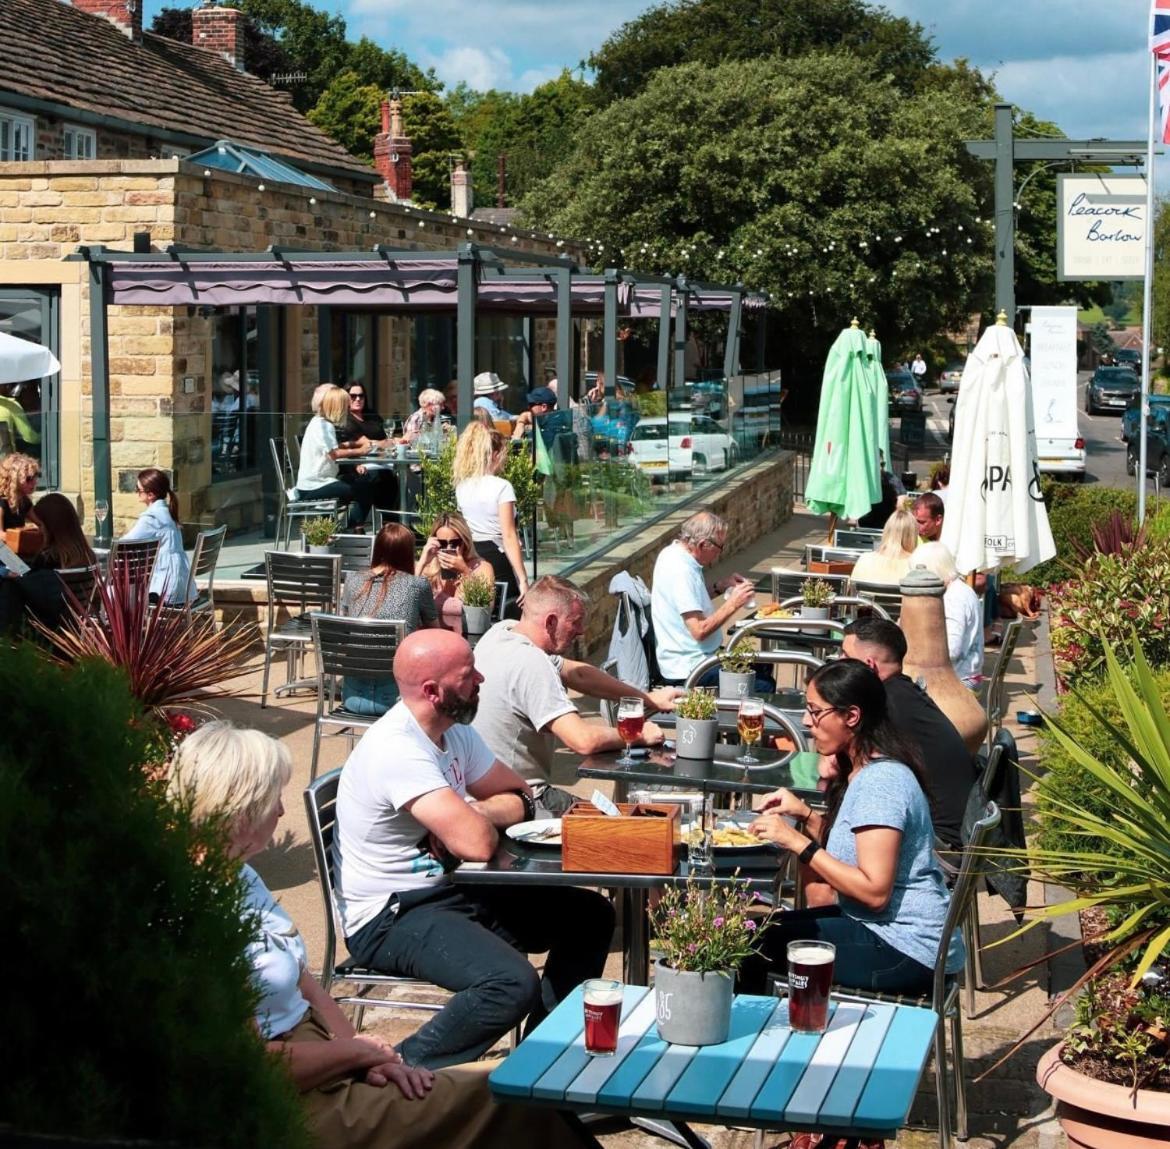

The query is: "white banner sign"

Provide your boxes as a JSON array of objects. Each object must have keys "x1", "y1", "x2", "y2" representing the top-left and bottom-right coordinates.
[
  {"x1": 1028, "y1": 306, "x2": 1080, "y2": 438},
  {"x1": 1057, "y1": 174, "x2": 1146, "y2": 280}
]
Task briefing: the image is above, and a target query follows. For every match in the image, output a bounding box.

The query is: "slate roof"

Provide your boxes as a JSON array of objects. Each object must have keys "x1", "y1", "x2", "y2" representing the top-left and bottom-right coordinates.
[{"x1": 0, "y1": 0, "x2": 376, "y2": 185}]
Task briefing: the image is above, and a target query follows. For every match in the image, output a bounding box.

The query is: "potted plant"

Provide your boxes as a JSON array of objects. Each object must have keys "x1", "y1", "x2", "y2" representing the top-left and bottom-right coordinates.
[
  {"x1": 460, "y1": 569, "x2": 494, "y2": 640},
  {"x1": 300, "y1": 515, "x2": 336, "y2": 554},
  {"x1": 674, "y1": 685, "x2": 719, "y2": 760},
  {"x1": 800, "y1": 577, "x2": 835, "y2": 620},
  {"x1": 649, "y1": 874, "x2": 774, "y2": 1046},
  {"x1": 718, "y1": 636, "x2": 756, "y2": 700},
  {"x1": 989, "y1": 637, "x2": 1170, "y2": 1146}
]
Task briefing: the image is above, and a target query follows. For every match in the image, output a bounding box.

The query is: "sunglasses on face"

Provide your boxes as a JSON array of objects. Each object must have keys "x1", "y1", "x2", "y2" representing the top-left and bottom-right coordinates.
[
  {"x1": 436, "y1": 538, "x2": 462, "y2": 551},
  {"x1": 349, "y1": 392, "x2": 365, "y2": 400}
]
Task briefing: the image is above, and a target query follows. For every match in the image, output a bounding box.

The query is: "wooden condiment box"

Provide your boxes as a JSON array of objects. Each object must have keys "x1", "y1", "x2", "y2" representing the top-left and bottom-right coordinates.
[
  {"x1": 808, "y1": 559, "x2": 854, "y2": 576},
  {"x1": 4, "y1": 524, "x2": 43, "y2": 558},
  {"x1": 561, "y1": 801, "x2": 681, "y2": 875}
]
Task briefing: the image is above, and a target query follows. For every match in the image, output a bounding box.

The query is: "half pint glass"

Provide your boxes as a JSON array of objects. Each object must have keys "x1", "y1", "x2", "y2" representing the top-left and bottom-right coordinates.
[
  {"x1": 787, "y1": 940, "x2": 835, "y2": 1033},
  {"x1": 583, "y1": 978, "x2": 623, "y2": 1055}
]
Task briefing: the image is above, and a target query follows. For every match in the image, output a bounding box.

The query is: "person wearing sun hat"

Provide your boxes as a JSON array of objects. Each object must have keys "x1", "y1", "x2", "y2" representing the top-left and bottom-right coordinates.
[{"x1": 472, "y1": 372, "x2": 513, "y2": 422}]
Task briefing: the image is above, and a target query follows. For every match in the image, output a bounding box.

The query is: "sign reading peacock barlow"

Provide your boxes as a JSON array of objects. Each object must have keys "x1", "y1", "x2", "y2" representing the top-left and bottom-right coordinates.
[{"x1": 1057, "y1": 174, "x2": 1145, "y2": 281}]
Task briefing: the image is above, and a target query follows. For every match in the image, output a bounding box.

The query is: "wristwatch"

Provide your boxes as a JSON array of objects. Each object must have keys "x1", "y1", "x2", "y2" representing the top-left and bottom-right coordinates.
[
  {"x1": 509, "y1": 789, "x2": 537, "y2": 823},
  {"x1": 797, "y1": 839, "x2": 821, "y2": 866}
]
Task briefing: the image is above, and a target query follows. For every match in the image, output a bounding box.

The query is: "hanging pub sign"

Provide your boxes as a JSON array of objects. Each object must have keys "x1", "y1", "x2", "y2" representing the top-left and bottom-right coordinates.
[{"x1": 1057, "y1": 174, "x2": 1146, "y2": 281}]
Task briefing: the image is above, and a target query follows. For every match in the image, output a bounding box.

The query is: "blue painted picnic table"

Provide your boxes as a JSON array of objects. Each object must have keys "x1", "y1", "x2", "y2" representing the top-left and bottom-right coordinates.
[{"x1": 489, "y1": 985, "x2": 937, "y2": 1140}]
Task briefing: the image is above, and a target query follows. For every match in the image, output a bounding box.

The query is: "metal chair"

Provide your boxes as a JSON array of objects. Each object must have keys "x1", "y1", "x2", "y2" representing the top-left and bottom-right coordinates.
[
  {"x1": 977, "y1": 617, "x2": 1025, "y2": 754},
  {"x1": 767, "y1": 802, "x2": 1000, "y2": 1149},
  {"x1": 304, "y1": 770, "x2": 448, "y2": 1032},
  {"x1": 55, "y1": 564, "x2": 102, "y2": 617},
  {"x1": 833, "y1": 527, "x2": 882, "y2": 550},
  {"x1": 849, "y1": 578, "x2": 905, "y2": 622},
  {"x1": 491, "y1": 580, "x2": 509, "y2": 623},
  {"x1": 270, "y1": 437, "x2": 341, "y2": 550},
  {"x1": 770, "y1": 567, "x2": 850, "y2": 603},
  {"x1": 776, "y1": 593, "x2": 892, "y2": 622},
  {"x1": 181, "y1": 524, "x2": 227, "y2": 618},
  {"x1": 308, "y1": 614, "x2": 404, "y2": 781},
  {"x1": 328, "y1": 532, "x2": 375, "y2": 574},
  {"x1": 804, "y1": 543, "x2": 866, "y2": 569},
  {"x1": 107, "y1": 536, "x2": 160, "y2": 597},
  {"x1": 260, "y1": 551, "x2": 341, "y2": 708}
]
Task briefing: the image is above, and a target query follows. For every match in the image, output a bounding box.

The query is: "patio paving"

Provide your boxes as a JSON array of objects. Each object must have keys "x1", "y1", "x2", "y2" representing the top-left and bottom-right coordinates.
[{"x1": 202, "y1": 503, "x2": 1069, "y2": 1148}]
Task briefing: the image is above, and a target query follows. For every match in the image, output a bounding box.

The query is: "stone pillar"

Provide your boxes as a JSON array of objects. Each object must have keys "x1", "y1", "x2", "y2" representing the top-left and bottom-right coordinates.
[{"x1": 451, "y1": 161, "x2": 473, "y2": 217}]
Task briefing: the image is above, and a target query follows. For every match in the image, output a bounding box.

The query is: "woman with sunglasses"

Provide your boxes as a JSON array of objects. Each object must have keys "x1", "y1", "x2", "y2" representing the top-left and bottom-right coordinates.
[
  {"x1": 741, "y1": 658, "x2": 962, "y2": 998},
  {"x1": 416, "y1": 512, "x2": 495, "y2": 634},
  {"x1": 343, "y1": 383, "x2": 387, "y2": 443}
]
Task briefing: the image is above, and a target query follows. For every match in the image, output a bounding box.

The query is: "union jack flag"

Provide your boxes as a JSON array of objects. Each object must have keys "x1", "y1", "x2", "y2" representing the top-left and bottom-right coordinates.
[{"x1": 1153, "y1": 0, "x2": 1170, "y2": 142}]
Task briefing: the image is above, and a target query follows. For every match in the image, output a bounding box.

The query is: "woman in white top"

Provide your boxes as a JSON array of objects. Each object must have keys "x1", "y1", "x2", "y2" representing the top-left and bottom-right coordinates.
[
  {"x1": 851, "y1": 504, "x2": 916, "y2": 587},
  {"x1": 452, "y1": 423, "x2": 526, "y2": 618},
  {"x1": 294, "y1": 385, "x2": 373, "y2": 529},
  {"x1": 120, "y1": 467, "x2": 195, "y2": 605},
  {"x1": 913, "y1": 541, "x2": 985, "y2": 687},
  {"x1": 166, "y1": 721, "x2": 588, "y2": 1149}
]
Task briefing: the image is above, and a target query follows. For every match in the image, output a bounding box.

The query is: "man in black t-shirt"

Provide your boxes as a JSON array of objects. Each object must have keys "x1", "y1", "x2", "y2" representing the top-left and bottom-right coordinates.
[{"x1": 841, "y1": 617, "x2": 976, "y2": 850}]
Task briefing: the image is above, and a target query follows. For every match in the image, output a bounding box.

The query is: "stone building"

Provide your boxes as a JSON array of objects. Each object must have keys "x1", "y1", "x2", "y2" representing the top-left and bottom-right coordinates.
[{"x1": 0, "y1": 0, "x2": 574, "y2": 535}]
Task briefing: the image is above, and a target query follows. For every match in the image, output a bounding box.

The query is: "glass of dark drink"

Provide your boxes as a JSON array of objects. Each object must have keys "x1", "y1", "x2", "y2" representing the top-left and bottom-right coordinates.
[
  {"x1": 583, "y1": 978, "x2": 623, "y2": 1056},
  {"x1": 786, "y1": 940, "x2": 835, "y2": 1034},
  {"x1": 615, "y1": 696, "x2": 644, "y2": 766},
  {"x1": 736, "y1": 697, "x2": 764, "y2": 765}
]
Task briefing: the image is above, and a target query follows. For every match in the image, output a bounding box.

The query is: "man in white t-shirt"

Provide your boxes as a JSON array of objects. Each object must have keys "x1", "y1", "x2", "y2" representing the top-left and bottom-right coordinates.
[
  {"x1": 472, "y1": 576, "x2": 680, "y2": 812},
  {"x1": 335, "y1": 628, "x2": 614, "y2": 1070},
  {"x1": 650, "y1": 509, "x2": 756, "y2": 685}
]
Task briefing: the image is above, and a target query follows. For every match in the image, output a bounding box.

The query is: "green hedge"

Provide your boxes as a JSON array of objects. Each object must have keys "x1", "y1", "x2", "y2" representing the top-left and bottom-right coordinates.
[{"x1": 1017, "y1": 482, "x2": 1138, "y2": 587}]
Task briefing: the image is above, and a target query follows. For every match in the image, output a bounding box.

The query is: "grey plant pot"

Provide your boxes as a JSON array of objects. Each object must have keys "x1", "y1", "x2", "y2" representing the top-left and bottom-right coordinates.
[
  {"x1": 654, "y1": 961, "x2": 733, "y2": 1046},
  {"x1": 675, "y1": 716, "x2": 718, "y2": 760},
  {"x1": 462, "y1": 604, "x2": 492, "y2": 637},
  {"x1": 800, "y1": 605, "x2": 830, "y2": 620},
  {"x1": 306, "y1": 543, "x2": 332, "y2": 554},
  {"x1": 718, "y1": 670, "x2": 754, "y2": 699}
]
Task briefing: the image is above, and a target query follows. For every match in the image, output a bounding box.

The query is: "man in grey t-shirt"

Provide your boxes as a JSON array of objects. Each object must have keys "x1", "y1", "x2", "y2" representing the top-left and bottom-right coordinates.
[{"x1": 472, "y1": 575, "x2": 680, "y2": 812}]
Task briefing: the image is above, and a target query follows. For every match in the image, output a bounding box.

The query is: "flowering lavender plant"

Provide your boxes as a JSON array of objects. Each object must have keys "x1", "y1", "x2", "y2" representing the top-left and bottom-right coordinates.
[{"x1": 650, "y1": 873, "x2": 774, "y2": 975}]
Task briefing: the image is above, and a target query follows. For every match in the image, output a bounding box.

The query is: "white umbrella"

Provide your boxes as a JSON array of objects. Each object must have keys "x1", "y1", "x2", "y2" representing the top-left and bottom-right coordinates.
[
  {"x1": 941, "y1": 318, "x2": 1055, "y2": 575},
  {"x1": 0, "y1": 331, "x2": 59, "y2": 385}
]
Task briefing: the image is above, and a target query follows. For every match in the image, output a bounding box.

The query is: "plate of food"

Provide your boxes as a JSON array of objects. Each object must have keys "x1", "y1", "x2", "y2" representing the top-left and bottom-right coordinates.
[
  {"x1": 682, "y1": 820, "x2": 766, "y2": 851},
  {"x1": 755, "y1": 603, "x2": 794, "y2": 620},
  {"x1": 505, "y1": 818, "x2": 563, "y2": 847}
]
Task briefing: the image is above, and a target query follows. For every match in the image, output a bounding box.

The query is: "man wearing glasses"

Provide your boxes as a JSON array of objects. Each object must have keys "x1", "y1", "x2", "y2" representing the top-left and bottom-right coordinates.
[{"x1": 649, "y1": 509, "x2": 756, "y2": 687}]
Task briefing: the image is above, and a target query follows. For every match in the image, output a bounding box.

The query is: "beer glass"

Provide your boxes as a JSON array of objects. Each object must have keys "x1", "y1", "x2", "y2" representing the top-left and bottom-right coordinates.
[
  {"x1": 615, "y1": 696, "x2": 644, "y2": 766},
  {"x1": 786, "y1": 940, "x2": 835, "y2": 1033},
  {"x1": 736, "y1": 697, "x2": 764, "y2": 765},
  {"x1": 583, "y1": 978, "x2": 623, "y2": 1055}
]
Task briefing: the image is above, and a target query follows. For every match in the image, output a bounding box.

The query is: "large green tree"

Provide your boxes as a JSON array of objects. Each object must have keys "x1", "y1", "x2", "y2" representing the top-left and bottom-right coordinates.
[
  {"x1": 523, "y1": 52, "x2": 994, "y2": 398},
  {"x1": 306, "y1": 71, "x2": 383, "y2": 163},
  {"x1": 401, "y1": 92, "x2": 465, "y2": 210},
  {"x1": 586, "y1": 0, "x2": 935, "y2": 103}
]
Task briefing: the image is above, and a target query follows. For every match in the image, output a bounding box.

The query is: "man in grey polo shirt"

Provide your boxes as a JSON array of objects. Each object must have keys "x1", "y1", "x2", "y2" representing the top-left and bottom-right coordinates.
[{"x1": 472, "y1": 575, "x2": 680, "y2": 812}]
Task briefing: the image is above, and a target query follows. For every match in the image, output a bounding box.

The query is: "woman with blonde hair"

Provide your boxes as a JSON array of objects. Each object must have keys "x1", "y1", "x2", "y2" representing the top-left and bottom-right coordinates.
[
  {"x1": 850, "y1": 503, "x2": 917, "y2": 587},
  {"x1": 452, "y1": 423, "x2": 526, "y2": 616},
  {"x1": 416, "y1": 511, "x2": 495, "y2": 633},
  {"x1": 166, "y1": 721, "x2": 589, "y2": 1149},
  {"x1": 295, "y1": 384, "x2": 372, "y2": 529},
  {"x1": 0, "y1": 451, "x2": 40, "y2": 529}
]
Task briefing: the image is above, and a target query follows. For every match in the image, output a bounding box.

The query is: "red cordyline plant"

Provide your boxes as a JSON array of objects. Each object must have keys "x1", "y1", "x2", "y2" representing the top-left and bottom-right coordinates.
[{"x1": 32, "y1": 566, "x2": 257, "y2": 715}]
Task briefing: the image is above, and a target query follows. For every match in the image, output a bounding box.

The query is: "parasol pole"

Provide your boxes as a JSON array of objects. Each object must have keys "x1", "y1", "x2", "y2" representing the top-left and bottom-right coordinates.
[{"x1": 1138, "y1": 47, "x2": 1158, "y2": 524}]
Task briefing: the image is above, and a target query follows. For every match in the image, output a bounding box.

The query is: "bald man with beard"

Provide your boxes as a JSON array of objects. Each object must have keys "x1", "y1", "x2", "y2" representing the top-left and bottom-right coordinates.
[{"x1": 335, "y1": 630, "x2": 614, "y2": 1070}]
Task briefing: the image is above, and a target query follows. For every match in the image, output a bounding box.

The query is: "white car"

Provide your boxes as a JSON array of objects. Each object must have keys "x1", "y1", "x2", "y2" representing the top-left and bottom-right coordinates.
[
  {"x1": 1035, "y1": 432, "x2": 1086, "y2": 480},
  {"x1": 626, "y1": 415, "x2": 739, "y2": 479}
]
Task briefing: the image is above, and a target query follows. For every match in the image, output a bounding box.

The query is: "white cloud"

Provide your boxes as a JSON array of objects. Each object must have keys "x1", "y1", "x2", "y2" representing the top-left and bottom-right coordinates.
[
  {"x1": 421, "y1": 45, "x2": 515, "y2": 91},
  {"x1": 516, "y1": 64, "x2": 569, "y2": 93}
]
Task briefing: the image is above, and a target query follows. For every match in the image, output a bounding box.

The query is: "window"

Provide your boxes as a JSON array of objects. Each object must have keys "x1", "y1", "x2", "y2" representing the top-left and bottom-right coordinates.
[
  {"x1": 0, "y1": 113, "x2": 34, "y2": 161},
  {"x1": 0, "y1": 288, "x2": 59, "y2": 488},
  {"x1": 211, "y1": 307, "x2": 264, "y2": 480},
  {"x1": 63, "y1": 124, "x2": 96, "y2": 160}
]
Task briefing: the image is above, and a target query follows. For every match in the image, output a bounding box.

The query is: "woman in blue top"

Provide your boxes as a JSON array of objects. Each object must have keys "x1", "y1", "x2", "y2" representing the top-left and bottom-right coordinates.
[
  {"x1": 743, "y1": 658, "x2": 962, "y2": 995},
  {"x1": 120, "y1": 468, "x2": 194, "y2": 606}
]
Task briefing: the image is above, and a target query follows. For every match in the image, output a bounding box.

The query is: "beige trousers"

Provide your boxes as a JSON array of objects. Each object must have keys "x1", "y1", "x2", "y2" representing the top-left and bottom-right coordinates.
[{"x1": 289, "y1": 1009, "x2": 585, "y2": 1149}]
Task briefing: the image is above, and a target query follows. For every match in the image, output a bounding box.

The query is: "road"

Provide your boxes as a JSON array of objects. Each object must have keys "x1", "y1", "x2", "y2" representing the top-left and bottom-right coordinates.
[{"x1": 918, "y1": 373, "x2": 1136, "y2": 492}]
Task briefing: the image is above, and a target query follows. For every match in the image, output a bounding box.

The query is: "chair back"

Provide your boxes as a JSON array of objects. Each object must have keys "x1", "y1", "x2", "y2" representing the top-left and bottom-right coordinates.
[
  {"x1": 264, "y1": 551, "x2": 341, "y2": 637},
  {"x1": 849, "y1": 579, "x2": 904, "y2": 622},
  {"x1": 833, "y1": 528, "x2": 882, "y2": 550},
  {"x1": 311, "y1": 613, "x2": 403, "y2": 692},
  {"x1": 303, "y1": 769, "x2": 346, "y2": 982},
  {"x1": 933, "y1": 801, "x2": 1000, "y2": 1010},
  {"x1": 770, "y1": 567, "x2": 850, "y2": 603},
  {"x1": 108, "y1": 537, "x2": 160, "y2": 594},
  {"x1": 492, "y1": 580, "x2": 509, "y2": 622},
  {"x1": 804, "y1": 543, "x2": 866, "y2": 570},
  {"x1": 270, "y1": 437, "x2": 291, "y2": 501},
  {"x1": 329, "y1": 533, "x2": 375, "y2": 575},
  {"x1": 183, "y1": 524, "x2": 227, "y2": 605},
  {"x1": 56, "y1": 564, "x2": 101, "y2": 616},
  {"x1": 982, "y1": 618, "x2": 1024, "y2": 740}
]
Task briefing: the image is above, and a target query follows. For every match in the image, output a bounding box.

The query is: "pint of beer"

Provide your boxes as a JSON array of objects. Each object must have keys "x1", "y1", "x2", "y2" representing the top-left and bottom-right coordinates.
[
  {"x1": 583, "y1": 978, "x2": 623, "y2": 1055},
  {"x1": 786, "y1": 940, "x2": 835, "y2": 1033}
]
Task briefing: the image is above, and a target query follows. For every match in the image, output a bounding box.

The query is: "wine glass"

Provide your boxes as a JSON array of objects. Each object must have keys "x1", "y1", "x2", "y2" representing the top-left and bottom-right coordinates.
[
  {"x1": 736, "y1": 697, "x2": 764, "y2": 765},
  {"x1": 615, "y1": 696, "x2": 645, "y2": 767},
  {"x1": 94, "y1": 499, "x2": 109, "y2": 543}
]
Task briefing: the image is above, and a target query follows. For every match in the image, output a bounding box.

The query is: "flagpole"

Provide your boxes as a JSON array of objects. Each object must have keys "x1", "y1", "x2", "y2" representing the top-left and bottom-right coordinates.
[{"x1": 1139, "y1": 47, "x2": 1157, "y2": 523}]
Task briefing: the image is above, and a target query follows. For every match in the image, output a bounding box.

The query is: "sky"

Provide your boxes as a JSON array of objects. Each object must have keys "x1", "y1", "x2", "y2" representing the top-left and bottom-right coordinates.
[{"x1": 142, "y1": 1, "x2": 1158, "y2": 155}]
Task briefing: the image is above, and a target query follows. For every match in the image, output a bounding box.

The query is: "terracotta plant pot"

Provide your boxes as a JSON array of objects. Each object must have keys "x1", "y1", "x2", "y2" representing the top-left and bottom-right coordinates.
[{"x1": 1037, "y1": 1044, "x2": 1170, "y2": 1149}]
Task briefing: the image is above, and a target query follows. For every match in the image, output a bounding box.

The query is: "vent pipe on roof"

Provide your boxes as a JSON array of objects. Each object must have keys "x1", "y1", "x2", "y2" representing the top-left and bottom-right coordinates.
[{"x1": 73, "y1": 0, "x2": 143, "y2": 43}]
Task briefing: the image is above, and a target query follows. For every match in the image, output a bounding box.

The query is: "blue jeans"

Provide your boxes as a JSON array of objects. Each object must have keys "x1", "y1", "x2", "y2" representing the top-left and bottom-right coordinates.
[
  {"x1": 342, "y1": 676, "x2": 399, "y2": 716},
  {"x1": 346, "y1": 882, "x2": 615, "y2": 1070},
  {"x1": 738, "y1": 905, "x2": 933, "y2": 996}
]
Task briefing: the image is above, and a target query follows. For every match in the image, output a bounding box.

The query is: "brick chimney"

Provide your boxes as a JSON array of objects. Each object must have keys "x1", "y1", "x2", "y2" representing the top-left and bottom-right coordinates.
[
  {"x1": 373, "y1": 99, "x2": 413, "y2": 202},
  {"x1": 72, "y1": 0, "x2": 142, "y2": 42},
  {"x1": 451, "y1": 160, "x2": 473, "y2": 218},
  {"x1": 192, "y1": 2, "x2": 244, "y2": 71}
]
